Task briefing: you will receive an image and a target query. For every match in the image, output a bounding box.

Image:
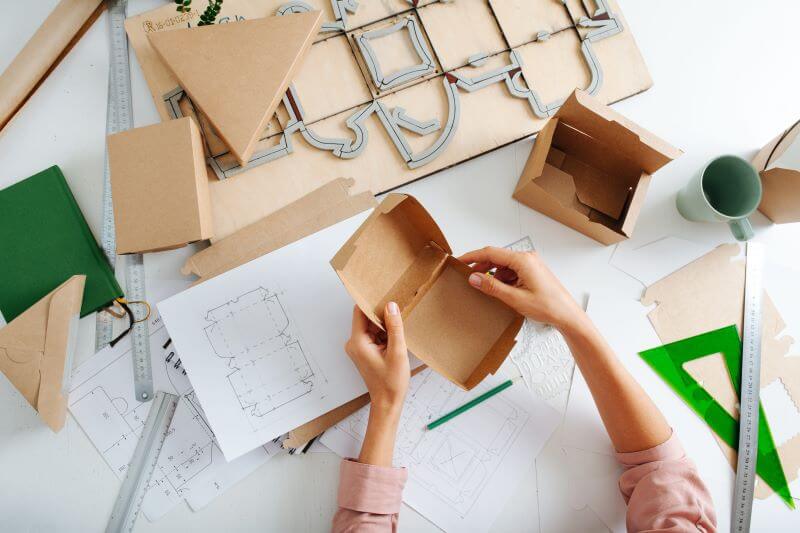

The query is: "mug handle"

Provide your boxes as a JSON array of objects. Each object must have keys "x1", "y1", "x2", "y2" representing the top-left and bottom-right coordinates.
[{"x1": 729, "y1": 218, "x2": 754, "y2": 241}]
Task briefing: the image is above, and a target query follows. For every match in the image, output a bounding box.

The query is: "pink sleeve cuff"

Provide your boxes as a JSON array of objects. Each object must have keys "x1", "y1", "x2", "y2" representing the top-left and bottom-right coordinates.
[
  {"x1": 615, "y1": 430, "x2": 685, "y2": 467},
  {"x1": 337, "y1": 459, "x2": 408, "y2": 515}
]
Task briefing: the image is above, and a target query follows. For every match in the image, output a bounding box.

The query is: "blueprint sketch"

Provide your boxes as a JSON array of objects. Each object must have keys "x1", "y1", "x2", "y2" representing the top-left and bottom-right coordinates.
[
  {"x1": 504, "y1": 237, "x2": 575, "y2": 413},
  {"x1": 321, "y1": 368, "x2": 561, "y2": 532},
  {"x1": 69, "y1": 316, "x2": 280, "y2": 521},
  {"x1": 204, "y1": 288, "x2": 317, "y2": 432},
  {"x1": 158, "y1": 211, "x2": 371, "y2": 461}
]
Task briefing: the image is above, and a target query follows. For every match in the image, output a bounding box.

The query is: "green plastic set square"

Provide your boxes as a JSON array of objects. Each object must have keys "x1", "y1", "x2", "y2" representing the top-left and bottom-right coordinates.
[{"x1": 639, "y1": 325, "x2": 794, "y2": 507}]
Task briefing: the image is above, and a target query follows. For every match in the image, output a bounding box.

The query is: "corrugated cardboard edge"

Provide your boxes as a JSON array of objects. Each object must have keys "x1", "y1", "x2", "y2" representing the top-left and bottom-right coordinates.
[
  {"x1": 182, "y1": 177, "x2": 376, "y2": 283},
  {"x1": 283, "y1": 365, "x2": 427, "y2": 450}
]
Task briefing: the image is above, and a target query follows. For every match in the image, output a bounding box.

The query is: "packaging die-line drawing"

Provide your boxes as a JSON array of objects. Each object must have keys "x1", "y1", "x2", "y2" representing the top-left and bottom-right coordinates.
[
  {"x1": 335, "y1": 369, "x2": 530, "y2": 518},
  {"x1": 203, "y1": 287, "x2": 319, "y2": 433},
  {"x1": 163, "y1": 0, "x2": 625, "y2": 179}
]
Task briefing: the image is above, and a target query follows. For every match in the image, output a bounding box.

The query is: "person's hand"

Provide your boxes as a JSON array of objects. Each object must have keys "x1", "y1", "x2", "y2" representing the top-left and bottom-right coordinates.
[
  {"x1": 459, "y1": 247, "x2": 585, "y2": 333},
  {"x1": 344, "y1": 302, "x2": 410, "y2": 413}
]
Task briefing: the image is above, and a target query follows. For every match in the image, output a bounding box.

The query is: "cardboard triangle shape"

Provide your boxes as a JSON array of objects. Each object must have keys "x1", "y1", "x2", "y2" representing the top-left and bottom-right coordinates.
[
  {"x1": 639, "y1": 325, "x2": 794, "y2": 508},
  {"x1": 0, "y1": 275, "x2": 85, "y2": 432},
  {"x1": 148, "y1": 11, "x2": 322, "y2": 166}
]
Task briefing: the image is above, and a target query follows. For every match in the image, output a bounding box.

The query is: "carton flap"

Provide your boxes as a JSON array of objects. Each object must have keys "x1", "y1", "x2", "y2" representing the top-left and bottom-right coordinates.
[
  {"x1": 515, "y1": 118, "x2": 558, "y2": 193},
  {"x1": 555, "y1": 90, "x2": 681, "y2": 174},
  {"x1": 403, "y1": 258, "x2": 523, "y2": 389},
  {"x1": 331, "y1": 194, "x2": 452, "y2": 325},
  {"x1": 184, "y1": 178, "x2": 376, "y2": 283}
]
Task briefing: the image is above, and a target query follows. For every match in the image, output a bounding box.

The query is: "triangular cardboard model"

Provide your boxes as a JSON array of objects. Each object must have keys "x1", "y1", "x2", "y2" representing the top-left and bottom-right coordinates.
[
  {"x1": 752, "y1": 119, "x2": 800, "y2": 223},
  {"x1": 332, "y1": 194, "x2": 524, "y2": 390},
  {"x1": 0, "y1": 275, "x2": 85, "y2": 432},
  {"x1": 148, "y1": 11, "x2": 322, "y2": 166},
  {"x1": 514, "y1": 90, "x2": 681, "y2": 245}
]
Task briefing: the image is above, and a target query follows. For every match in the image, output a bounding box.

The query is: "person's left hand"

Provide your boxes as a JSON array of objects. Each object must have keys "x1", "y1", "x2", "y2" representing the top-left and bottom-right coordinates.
[{"x1": 345, "y1": 302, "x2": 410, "y2": 413}]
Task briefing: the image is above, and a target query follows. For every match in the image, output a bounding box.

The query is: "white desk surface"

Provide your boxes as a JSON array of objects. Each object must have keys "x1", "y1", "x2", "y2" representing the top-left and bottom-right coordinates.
[{"x1": 1, "y1": 1, "x2": 799, "y2": 531}]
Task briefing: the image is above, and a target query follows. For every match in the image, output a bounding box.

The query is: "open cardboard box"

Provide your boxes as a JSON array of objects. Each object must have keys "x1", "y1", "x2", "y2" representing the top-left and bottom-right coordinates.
[
  {"x1": 752, "y1": 119, "x2": 800, "y2": 223},
  {"x1": 514, "y1": 90, "x2": 681, "y2": 245},
  {"x1": 332, "y1": 194, "x2": 524, "y2": 390}
]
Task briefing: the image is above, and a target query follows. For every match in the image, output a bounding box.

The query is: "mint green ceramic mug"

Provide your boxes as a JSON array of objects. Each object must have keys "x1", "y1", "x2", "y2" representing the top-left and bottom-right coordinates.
[{"x1": 676, "y1": 155, "x2": 762, "y2": 241}]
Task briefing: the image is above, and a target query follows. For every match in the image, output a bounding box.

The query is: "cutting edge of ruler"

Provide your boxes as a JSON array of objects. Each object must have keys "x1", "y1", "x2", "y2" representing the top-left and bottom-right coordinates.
[
  {"x1": 105, "y1": 391, "x2": 178, "y2": 533},
  {"x1": 732, "y1": 241, "x2": 765, "y2": 533}
]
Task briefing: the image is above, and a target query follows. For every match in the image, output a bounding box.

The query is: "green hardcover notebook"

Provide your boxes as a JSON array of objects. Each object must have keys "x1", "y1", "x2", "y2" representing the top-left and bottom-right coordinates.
[{"x1": 0, "y1": 165, "x2": 123, "y2": 322}]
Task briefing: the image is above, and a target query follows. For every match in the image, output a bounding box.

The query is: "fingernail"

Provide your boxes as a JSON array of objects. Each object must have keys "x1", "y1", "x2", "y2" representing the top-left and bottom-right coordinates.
[
  {"x1": 469, "y1": 273, "x2": 482, "y2": 288},
  {"x1": 387, "y1": 301, "x2": 399, "y2": 315}
]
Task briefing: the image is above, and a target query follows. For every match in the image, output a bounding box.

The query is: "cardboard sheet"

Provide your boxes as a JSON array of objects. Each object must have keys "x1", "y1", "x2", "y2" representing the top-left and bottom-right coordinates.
[
  {"x1": 158, "y1": 212, "x2": 372, "y2": 461},
  {"x1": 0, "y1": 0, "x2": 103, "y2": 134},
  {"x1": 642, "y1": 244, "x2": 800, "y2": 501},
  {"x1": 182, "y1": 177, "x2": 375, "y2": 283},
  {"x1": 126, "y1": 0, "x2": 654, "y2": 241},
  {"x1": 148, "y1": 11, "x2": 322, "y2": 166},
  {"x1": 321, "y1": 367, "x2": 561, "y2": 533},
  {"x1": 0, "y1": 275, "x2": 84, "y2": 432}
]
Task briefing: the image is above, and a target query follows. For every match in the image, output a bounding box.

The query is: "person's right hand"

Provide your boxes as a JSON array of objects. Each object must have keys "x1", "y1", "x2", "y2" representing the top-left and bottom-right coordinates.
[{"x1": 459, "y1": 246, "x2": 585, "y2": 333}]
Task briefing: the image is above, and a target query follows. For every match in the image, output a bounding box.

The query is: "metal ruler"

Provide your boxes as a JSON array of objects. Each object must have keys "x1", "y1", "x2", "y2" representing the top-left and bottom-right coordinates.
[
  {"x1": 105, "y1": 392, "x2": 178, "y2": 533},
  {"x1": 96, "y1": 0, "x2": 153, "y2": 402},
  {"x1": 732, "y1": 241, "x2": 765, "y2": 533}
]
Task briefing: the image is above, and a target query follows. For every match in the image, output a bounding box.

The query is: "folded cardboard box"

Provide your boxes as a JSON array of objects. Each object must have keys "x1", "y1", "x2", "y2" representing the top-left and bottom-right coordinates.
[
  {"x1": 514, "y1": 90, "x2": 681, "y2": 245},
  {"x1": 752, "y1": 119, "x2": 800, "y2": 223},
  {"x1": 108, "y1": 116, "x2": 213, "y2": 254},
  {"x1": 332, "y1": 194, "x2": 524, "y2": 390}
]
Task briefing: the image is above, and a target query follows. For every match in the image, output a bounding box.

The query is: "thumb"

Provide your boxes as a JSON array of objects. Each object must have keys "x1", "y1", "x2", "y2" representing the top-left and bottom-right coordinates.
[
  {"x1": 468, "y1": 272, "x2": 521, "y2": 309},
  {"x1": 384, "y1": 301, "x2": 407, "y2": 358}
]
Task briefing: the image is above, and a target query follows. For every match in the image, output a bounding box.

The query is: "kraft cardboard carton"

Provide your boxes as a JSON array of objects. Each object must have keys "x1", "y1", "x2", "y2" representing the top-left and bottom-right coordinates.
[
  {"x1": 514, "y1": 90, "x2": 681, "y2": 245},
  {"x1": 108, "y1": 116, "x2": 213, "y2": 254},
  {"x1": 752, "y1": 119, "x2": 800, "y2": 223},
  {"x1": 332, "y1": 194, "x2": 524, "y2": 390}
]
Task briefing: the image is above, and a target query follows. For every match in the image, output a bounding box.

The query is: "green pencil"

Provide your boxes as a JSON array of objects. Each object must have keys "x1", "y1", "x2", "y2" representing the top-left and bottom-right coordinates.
[{"x1": 426, "y1": 378, "x2": 517, "y2": 430}]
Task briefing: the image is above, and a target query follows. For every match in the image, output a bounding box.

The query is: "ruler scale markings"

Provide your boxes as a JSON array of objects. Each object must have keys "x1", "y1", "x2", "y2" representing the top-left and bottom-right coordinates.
[
  {"x1": 732, "y1": 241, "x2": 764, "y2": 533},
  {"x1": 96, "y1": 0, "x2": 153, "y2": 402},
  {"x1": 105, "y1": 392, "x2": 178, "y2": 533}
]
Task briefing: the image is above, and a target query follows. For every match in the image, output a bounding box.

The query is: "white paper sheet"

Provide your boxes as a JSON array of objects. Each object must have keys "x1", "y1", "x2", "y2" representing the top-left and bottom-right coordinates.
[
  {"x1": 609, "y1": 237, "x2": 714, "y2": 288},
  {"x1": 504, "y1": 236, "x2": 575, "y2": 414},
  {"x1": 157, "y1": 212, "x2": 371, "y2": 461},
  {"x1": 560, "y1": 293, "x2": 733, "y2": 531},
  {"x1": 321, "y1": 368, "x2": 560, "y2": 533},
  {"x1": 68, "y1": 316, "x2": 279, "y2": 521}
]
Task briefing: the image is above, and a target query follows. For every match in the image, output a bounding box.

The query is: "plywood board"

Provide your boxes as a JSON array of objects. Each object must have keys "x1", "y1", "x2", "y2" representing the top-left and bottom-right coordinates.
[{"x1": 127, "y1": 0, "x2": 652, "y2": 240}]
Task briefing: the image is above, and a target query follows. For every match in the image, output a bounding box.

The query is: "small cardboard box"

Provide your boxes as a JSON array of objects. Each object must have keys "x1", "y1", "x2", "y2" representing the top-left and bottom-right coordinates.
[
  {"x1": 108, "y1": 116, "x2": 213, "y2": 254},
  {"x1": 332, "y1": 194, "x2": 524, "y2": 390},
  {"x1": 752, "y1": 119, "x2": 800, "y2": 224},
  {"x1": 513, "y1": 90, "x2": 681, "y2": 245}
]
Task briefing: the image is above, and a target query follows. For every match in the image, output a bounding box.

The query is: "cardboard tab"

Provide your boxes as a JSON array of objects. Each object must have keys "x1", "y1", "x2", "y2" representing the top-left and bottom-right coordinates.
[
  {"x1": 555, "y1": 90, "x2": 681, "y2": 175},
  {"x1": 183, "y1": 178, "x2": 376, "y2": 283},
  {"x1": 0, "y1": 275, "x2": 84, "y2": 432},
  {"x1": 332, "y1": 194, "x2": 524, "y2": 390},
  {"x1": 148, "y1": 11, "x2": 322, "y2": 166}
]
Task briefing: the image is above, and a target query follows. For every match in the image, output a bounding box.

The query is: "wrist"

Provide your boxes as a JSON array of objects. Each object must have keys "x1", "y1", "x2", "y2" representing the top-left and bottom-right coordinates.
[
  {"x1": 369, "y1": 396, "x2": 404, "y2": 422},
  {"x1": 554, "y1": 309, "x2": 593, "y2": 339}
]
